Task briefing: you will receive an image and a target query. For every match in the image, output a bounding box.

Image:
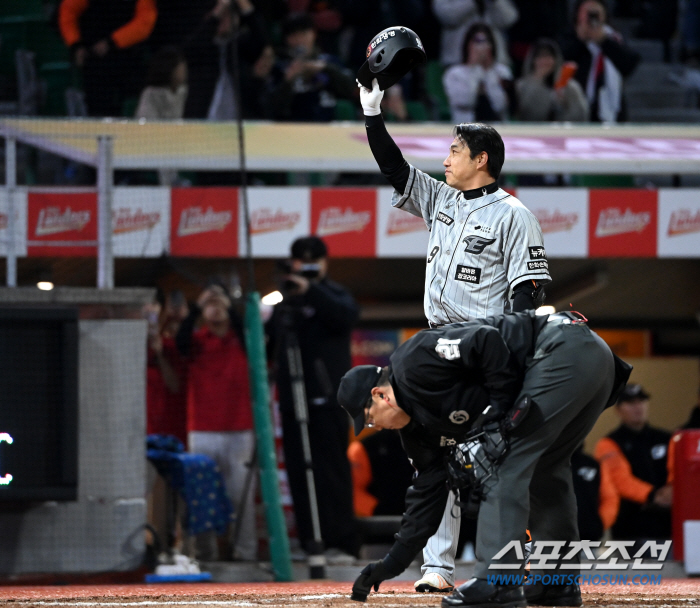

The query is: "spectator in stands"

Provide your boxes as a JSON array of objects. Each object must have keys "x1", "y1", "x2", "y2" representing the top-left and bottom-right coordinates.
[
  {"x1": 515, "y1": 38, "x2": 589, "y2": 122},
  {"x1": 287, "y1": 0, "x2": 345, "y2": 56},
  {"x1": 268, "y1": 13, "x2": 356, "y2": 122},
  {"x1": 145, "y1": 293, "x2": 188, "y2": 446},
  {"x1": 337, "y1": 0, "x2": 426, "y2": 68},
  {"x1": 442, "y1": 23, "x2": 513, "y2": 123},
  {"x1": 181, "y1": 0, "x2": 270, "y2": 119},
  {"x1": 136, "y1": 46, "x2": 188, "y2": 120},
  {"x1": 58, "y1": 0, "x2": 157, "y2": 117},
  {"x1": 432, "y1": 0, "x2": 518, "y2": 67},
  {"x1": 507, "y1": 0, "x2": 570, "y2": 78},
  {"x1": 594, "y1": 384, "x2": 672, "y2": 544},
  {"x1": 561, "y1": 0, "x2": 640, "y2": 123},
  {"x1": 176, "y1": 283, "x2": 256, "y2": 561},
  {"x1": 266, "y1": 236, "x2": 359, "y2": 562},
  {"x1": 347, "y1": 430, "x2": 415, "y2": 517},
  {"x1": 571, "y1": 444, "x2": 618, "y2": 541},
  {"x1": 135, "y1": 47, "x2": 188, "y2": 185}
]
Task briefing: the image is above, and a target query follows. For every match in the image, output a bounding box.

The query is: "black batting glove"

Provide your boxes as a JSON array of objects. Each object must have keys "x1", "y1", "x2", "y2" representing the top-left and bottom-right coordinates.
[{"x1": 351, "y1": 559, "x2": 393, "y2": 602}]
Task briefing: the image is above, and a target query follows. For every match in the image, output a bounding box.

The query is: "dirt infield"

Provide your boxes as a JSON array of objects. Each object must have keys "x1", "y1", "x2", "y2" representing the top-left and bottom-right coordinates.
[{"x1": 1, "y1": 580, "x2": 699, "y2": 607}]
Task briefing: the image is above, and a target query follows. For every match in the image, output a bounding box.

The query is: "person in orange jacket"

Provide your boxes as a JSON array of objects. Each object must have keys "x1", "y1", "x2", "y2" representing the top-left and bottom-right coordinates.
[
  {"x1": 594, "y1": 383, "x2": 672, "y2": 543},
  {"x1": 58, "y1": 0, "x2": 157, "y2": 116},
  {"x1": 347, "y1": 429, "x2": 415, "y2": 518}
]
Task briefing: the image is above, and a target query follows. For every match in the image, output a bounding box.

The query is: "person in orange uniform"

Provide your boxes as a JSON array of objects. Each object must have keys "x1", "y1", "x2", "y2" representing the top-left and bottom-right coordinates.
[
  {"x1": 348, "y1": 429, "x2": 415, "y2": 518},
  {"x1": 594, "y1": 384, "x2": 672, "y2": 544},
  {"x1": 58, "y1": 0, "x2": 157, "y2": 116}
]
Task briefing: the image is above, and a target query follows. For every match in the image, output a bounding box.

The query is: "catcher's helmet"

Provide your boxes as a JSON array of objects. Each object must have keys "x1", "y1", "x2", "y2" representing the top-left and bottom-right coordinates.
[{"x1": 357, "y1": 26, "x2": 426, "y2": 90}]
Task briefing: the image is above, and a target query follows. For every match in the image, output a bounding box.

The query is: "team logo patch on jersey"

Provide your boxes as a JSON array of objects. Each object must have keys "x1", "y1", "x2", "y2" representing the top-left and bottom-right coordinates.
[
  {"x1": 454, "y1": 265, "x2": 481, "y2": 283},
  {"x1": 449, "y1": 410, "x2": 470, "y2": 424},
  {"x1": 527, "y1": 260, "x2": 549, "y2": 270},
  {"x1": 435, "y1": 337, "x2": 461, "y2": 360},
  {"x1": 427, "y1": 245, "x2": 440, "y2": 263},
  {"x1": 529, "y1": 246, "x2": 547, "y2": 259},
  {"x1": 437, "y1": 212, "x2": 454, "y2": 226},
  {"x1": 463, "y1": 236, "x2": 496, "y2": 254}
]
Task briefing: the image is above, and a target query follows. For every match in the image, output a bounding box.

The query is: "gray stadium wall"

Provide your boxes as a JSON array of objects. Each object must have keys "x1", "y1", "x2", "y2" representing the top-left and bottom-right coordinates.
[{"x1": 0, "y1": 288, "x2": 153, "y2": 574}]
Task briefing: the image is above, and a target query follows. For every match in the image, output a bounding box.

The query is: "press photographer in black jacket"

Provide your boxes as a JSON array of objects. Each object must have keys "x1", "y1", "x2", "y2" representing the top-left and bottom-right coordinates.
[{"x1": 267, "y1": 236, "x2": 360, "y2": 560}]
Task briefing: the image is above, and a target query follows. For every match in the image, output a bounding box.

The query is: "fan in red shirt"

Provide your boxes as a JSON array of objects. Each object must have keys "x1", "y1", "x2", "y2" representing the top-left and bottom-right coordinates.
[
  {"x1": 146, "y1": 291, "x2": 189, "y2": 445},
  {"x1": 176, "y1": 283, "x2": 255, "y2": 561}
]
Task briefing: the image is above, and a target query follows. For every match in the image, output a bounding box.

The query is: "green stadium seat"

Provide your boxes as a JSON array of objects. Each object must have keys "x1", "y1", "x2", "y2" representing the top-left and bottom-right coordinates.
[
  {"x1": 406, "y1": 100, "x2": 429, "y2": 122},
  {"x1": 39, "y1": 61, "x2": 72, "y2": 115},
  {"x1": 334, "y1": 99, "x2": 357, "y2": 121},
  {"x1": 0, "y1": 0, "x2": 43, "y2": 19},
  {"x1": 425, "y1": 60, "x2": 451, "y2": 122}
]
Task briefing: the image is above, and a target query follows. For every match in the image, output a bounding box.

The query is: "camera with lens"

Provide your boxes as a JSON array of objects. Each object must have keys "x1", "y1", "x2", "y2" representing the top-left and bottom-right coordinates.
[{"x1": 276, "y1": 259, "x2": 322, "y2": 295}]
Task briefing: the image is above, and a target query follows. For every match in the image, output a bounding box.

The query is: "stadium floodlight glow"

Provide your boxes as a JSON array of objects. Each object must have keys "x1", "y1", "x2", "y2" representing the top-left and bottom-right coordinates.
[
  {"x1": 536, "y1": 305, "x2": 556, "y2": 316},
  {"x1": 261, "y1": 290, "x2": 284, "y2": 306},
  {"x1": 37, "y1": 281, "x2": 54, "y2": 291}
]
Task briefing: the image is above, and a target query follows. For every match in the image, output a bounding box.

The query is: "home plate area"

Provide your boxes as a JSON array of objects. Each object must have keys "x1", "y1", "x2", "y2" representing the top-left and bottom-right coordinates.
[{"x1": 1, "y1": 581, "x2": 700, "y2": 608}]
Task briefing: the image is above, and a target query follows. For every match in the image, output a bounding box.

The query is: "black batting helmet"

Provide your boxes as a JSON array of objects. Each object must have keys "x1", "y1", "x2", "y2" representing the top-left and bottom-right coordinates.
[{"x1": 357, "y1": 26, "x2": 426, "y2": 90}]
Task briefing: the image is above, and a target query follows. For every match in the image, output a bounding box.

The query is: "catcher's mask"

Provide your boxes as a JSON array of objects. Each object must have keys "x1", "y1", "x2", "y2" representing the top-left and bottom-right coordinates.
[
  {"x1": 357, "y1": 26, "x2": 426, "y2": 90},
  {"x1": 446, "y1": 395, "x2": 533, "y2": 517}
]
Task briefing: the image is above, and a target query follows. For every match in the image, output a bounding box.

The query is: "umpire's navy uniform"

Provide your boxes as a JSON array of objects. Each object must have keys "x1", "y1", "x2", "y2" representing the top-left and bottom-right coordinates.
[{"x1": 339, "y1": 311, "x2": 631, "y2": 604}]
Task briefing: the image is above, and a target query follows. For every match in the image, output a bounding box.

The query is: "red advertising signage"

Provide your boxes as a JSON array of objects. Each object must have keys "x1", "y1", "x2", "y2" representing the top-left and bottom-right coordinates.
[
  {"x1": 311, "y1": 189, "x2": 376, "y2": 257},
  {"x1": 170, "y1": 188, "x2": 238, "y2": 257},
  {"x1": 588, "y1": 189, "x2": 658, "y2": 257},
  {"x1": 27, "y1": 191, "x2": 97, "y2": 256}
]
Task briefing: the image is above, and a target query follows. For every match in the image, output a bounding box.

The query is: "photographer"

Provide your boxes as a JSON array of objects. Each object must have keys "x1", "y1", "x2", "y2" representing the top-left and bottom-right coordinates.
[
  {"x1": 561, "y1": 0, "x2": 640, "y2": 122},
  {"x1": 267, "y1": 236, "x2": 360, "y2": 561}
]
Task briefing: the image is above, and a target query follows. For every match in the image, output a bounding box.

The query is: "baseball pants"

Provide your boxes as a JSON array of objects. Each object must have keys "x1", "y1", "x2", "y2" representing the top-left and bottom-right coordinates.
[
  {"x1": 188, "y1": 430, "x2": 258, "y2": 561},
  {"x1": 474, "y1": 319, "x2": 615, "y2": 578},
  {"x1": 421, "y1": 488, "x2": 461, "y2": 584}
]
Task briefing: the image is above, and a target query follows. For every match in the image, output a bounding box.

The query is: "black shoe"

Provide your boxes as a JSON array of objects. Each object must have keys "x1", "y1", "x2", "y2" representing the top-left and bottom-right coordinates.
[
  {"x1": 525, "y1": 582, "x2": 582, "y2": 607},
  {"x1": 442, "y1": 578, "x2": 526, "y2": 608}
]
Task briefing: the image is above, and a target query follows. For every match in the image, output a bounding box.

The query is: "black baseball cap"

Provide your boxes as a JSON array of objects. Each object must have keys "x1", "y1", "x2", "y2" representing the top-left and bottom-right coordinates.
[
  {"x1": 338, "y1": 365, "x2": 382, "y2": 435},
  {"x1": 291, "y1": 235, "x2": 328, "y2": 261},
  {"x1": 617, "y1": 383, "x2": 650, "y2": 404}
]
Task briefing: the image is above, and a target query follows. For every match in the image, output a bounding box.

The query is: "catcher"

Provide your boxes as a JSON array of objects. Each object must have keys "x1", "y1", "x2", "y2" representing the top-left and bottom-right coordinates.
[{"x1": 338, "y1": 310, "x2": 631, "y2": 608}]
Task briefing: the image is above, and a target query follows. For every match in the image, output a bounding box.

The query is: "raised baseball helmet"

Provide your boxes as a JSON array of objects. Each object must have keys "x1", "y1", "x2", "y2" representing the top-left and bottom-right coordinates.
[{"x1": 357, "y1": 26, "x2": 426, "y2": 90}]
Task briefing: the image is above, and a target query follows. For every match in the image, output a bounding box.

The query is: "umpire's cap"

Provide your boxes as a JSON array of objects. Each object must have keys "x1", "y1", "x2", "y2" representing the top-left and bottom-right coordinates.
[
  {"x1": 617, "y1": 383, "x2": 650, "y2": 404},
  {"x1": 357, "y1": 26, "x2": 426, "y2": 90},
  {"x1": 338, "y1": 365, "x2": 382, "y2": 435}
]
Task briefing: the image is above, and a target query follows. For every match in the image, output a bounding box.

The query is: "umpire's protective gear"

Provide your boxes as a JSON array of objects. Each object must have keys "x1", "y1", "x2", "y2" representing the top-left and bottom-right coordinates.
[{"x1": 357, "y1": 26, "x2": 426, "y2": 90}]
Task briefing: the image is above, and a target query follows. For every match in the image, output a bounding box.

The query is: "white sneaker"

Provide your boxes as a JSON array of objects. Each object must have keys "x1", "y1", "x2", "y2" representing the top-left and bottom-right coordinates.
[{"x1": 414, "y1": 572, "x2": 454, "y2": 593}]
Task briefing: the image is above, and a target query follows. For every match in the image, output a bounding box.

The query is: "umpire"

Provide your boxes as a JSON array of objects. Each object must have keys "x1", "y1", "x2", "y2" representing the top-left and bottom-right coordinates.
[
  {"x1": 267, "y1": 236, "x2": 360, "y2": 560},
  {"x1": 358, "y1": 77, "x2": 551, "y2": 593},
  {"x1": 338, "y1": 311, "x2": 631, "y2": 607}
]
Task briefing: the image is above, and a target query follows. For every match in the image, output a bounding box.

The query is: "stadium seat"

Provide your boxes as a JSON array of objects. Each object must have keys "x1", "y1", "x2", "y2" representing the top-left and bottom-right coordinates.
[
  {"x1": 425, "y1": 60, "x2": 451, "y2": 122},
  {"x1": 0, "y1": 0, "x2": 43, "y2": 18},
  {"x1": 334, "y1": 98, "x2": 357, "y2": 121},
  {"x1": 406, "y1": 100, "x2": 429, "y2": 122}
]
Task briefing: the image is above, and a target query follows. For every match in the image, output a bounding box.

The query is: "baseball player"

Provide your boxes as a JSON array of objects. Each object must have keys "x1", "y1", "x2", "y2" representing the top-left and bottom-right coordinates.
[
  {"x1": 338, "y1": 310, "x2": 632, "y2": 607},
  {"x1": 358, "y1": 78, "x2": 551, "y2": 592}
]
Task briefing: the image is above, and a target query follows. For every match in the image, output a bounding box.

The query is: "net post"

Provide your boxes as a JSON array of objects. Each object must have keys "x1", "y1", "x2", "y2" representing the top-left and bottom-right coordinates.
[
  {"x1": 244, "y1": 292, "x2": 294, "y2": 582},
  {"x1": 5, "y1": 136, "x2": 17, "y2": 287},
  {"x1": 97, "y1": 135, "x2": 114, "y2": 289}
]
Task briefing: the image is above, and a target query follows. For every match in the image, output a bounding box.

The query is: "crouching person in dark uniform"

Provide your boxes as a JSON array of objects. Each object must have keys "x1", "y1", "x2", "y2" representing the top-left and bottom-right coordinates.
[{"x1": 338, "y1": 311, "x2": 631, "y2": 608}]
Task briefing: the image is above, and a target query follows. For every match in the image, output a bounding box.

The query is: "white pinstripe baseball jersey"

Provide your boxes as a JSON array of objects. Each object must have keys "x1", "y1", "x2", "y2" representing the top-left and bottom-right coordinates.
[{"x1": 393, "y1": 165, "x2": 551, "y2": 325}]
